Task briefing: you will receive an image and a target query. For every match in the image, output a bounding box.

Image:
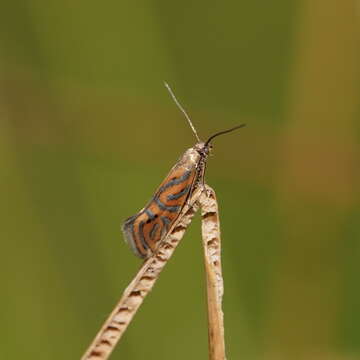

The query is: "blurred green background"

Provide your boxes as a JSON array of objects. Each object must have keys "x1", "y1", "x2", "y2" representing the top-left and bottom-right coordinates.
[{"x1": 1, "y1": 1, "x2": 359, "y2": 359}]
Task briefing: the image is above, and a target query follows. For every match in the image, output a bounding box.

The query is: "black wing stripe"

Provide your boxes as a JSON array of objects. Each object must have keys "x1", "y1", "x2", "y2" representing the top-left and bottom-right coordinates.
[
  {"x1": 154, "y1": 198, "x2": 180, "y2": 213},
  {"x1": 145, "y1": 209, "x2": 156, "y2": 221},
  {"x1": 149, "y1": 223, "x2": 160, "y2": 240},
  {"x1": 161, "y1": 216, "x2": 171, "y2": 230},
  {"x1": 167, "y1": 185, "x2": 191, "y2": 201},
  {"x1": 158, "y1": 170, "x2": 192, "y2": 193},
  {"x1": 138, "y1": 221, "x2": 149, "y2": 250}
]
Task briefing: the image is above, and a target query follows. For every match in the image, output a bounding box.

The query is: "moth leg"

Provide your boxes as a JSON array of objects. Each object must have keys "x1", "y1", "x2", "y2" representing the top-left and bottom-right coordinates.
[
  {"x1": 185, "y1": 194, "x2": 198, "y2": 209},
  {"x1": 201, "y1": 160, "x2": 207, "y2": 187}
]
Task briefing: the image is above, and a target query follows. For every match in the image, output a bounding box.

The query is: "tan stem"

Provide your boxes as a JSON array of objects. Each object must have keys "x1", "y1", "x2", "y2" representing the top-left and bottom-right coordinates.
[
  {"x1": 81, "y1": 189, "x2": 202, "y2": 360},
  {"x1": 200, "y1": 186, "x2": 226, "y2": 360}
]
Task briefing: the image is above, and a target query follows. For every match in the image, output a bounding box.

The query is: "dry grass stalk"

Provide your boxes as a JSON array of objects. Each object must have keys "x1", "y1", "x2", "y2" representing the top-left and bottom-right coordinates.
[
  {"x1": 82, "y1": 185, "x2": 227, "y2": 360},
  {"x1": 81, "y1": 188, "x2": 202, "y2": 360},
  {"x1": 200, "y1": 186, "x2": 226, "y2": 360}
]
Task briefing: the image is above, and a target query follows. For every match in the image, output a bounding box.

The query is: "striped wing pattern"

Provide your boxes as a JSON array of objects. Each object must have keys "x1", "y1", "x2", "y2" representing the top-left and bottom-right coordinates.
[{"x1": 122, "y1": 166, "x2": 197, "y2": 258}]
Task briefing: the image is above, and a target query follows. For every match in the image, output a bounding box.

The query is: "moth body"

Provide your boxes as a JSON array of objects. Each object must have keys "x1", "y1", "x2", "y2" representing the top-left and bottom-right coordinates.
[
  {"x1": 122, "y1": 83, "x2": 245, "y2": 259},
  {"x1": 122, "y1": 142, "x2": 210, "y2": 259}
]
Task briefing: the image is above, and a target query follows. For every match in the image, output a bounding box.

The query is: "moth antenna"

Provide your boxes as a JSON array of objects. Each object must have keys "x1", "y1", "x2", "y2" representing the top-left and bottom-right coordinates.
[
  {"x1": 205, "y1": 124, "x2": 246, "y2": 146},
  {"x1": 164, "y1": 82, "x2": 201, "y2": 142}
]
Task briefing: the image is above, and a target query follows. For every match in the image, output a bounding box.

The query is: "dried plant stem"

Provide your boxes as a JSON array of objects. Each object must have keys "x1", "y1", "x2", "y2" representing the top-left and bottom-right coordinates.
[
  {"x1": 200, "y1": 186, "x2": 226, "y2": 360},
  {"x1": 81, "y1": 185, "x2": 227, "y2": 360},
  {"x1": 81, "y1": 189, "x2": 202, "y2": 360}
]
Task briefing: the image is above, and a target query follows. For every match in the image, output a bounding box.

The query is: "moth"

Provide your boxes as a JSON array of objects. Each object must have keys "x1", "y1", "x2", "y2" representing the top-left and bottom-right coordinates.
[{"x1": 122, "y1": 83, "x2": 245, "y2": 259}]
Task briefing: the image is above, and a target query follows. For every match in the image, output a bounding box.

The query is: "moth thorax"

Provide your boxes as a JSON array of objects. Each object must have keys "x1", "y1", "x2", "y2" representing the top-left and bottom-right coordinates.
[{"x1": 180, "y1": 147, "x2": 201, "y2": 168}]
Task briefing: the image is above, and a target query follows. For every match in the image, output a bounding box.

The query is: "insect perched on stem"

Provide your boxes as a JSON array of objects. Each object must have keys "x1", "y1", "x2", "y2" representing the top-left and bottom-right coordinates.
[
  {"x1": 82, "y1": 84, "x2": 244, "y2": 360},
  {"x1": 122, "y1": 83, "x2": 245, "y2": 259}
]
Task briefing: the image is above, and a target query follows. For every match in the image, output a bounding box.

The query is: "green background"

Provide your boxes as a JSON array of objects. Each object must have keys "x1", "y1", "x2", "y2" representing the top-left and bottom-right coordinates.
[{"x1": 1, "y1": 1, "x2": 359, "y2": 359}]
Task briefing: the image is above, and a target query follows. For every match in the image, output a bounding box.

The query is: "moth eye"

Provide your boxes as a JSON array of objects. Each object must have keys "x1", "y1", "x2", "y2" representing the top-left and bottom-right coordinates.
[{"x1": 154, "y1": 214, "x2": 158, "y2": 218}]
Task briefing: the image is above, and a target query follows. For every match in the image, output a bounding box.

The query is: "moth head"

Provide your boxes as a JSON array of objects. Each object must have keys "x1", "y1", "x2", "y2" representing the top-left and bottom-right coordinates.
[{"x1": 194, "y1": 142, "x2": 212, "y2": 156}]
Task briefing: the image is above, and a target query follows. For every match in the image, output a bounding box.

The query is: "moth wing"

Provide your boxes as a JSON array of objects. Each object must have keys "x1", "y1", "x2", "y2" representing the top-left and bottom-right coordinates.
[{"x1": 122, "y1": 165, "x2": 198, "y2": 258}]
